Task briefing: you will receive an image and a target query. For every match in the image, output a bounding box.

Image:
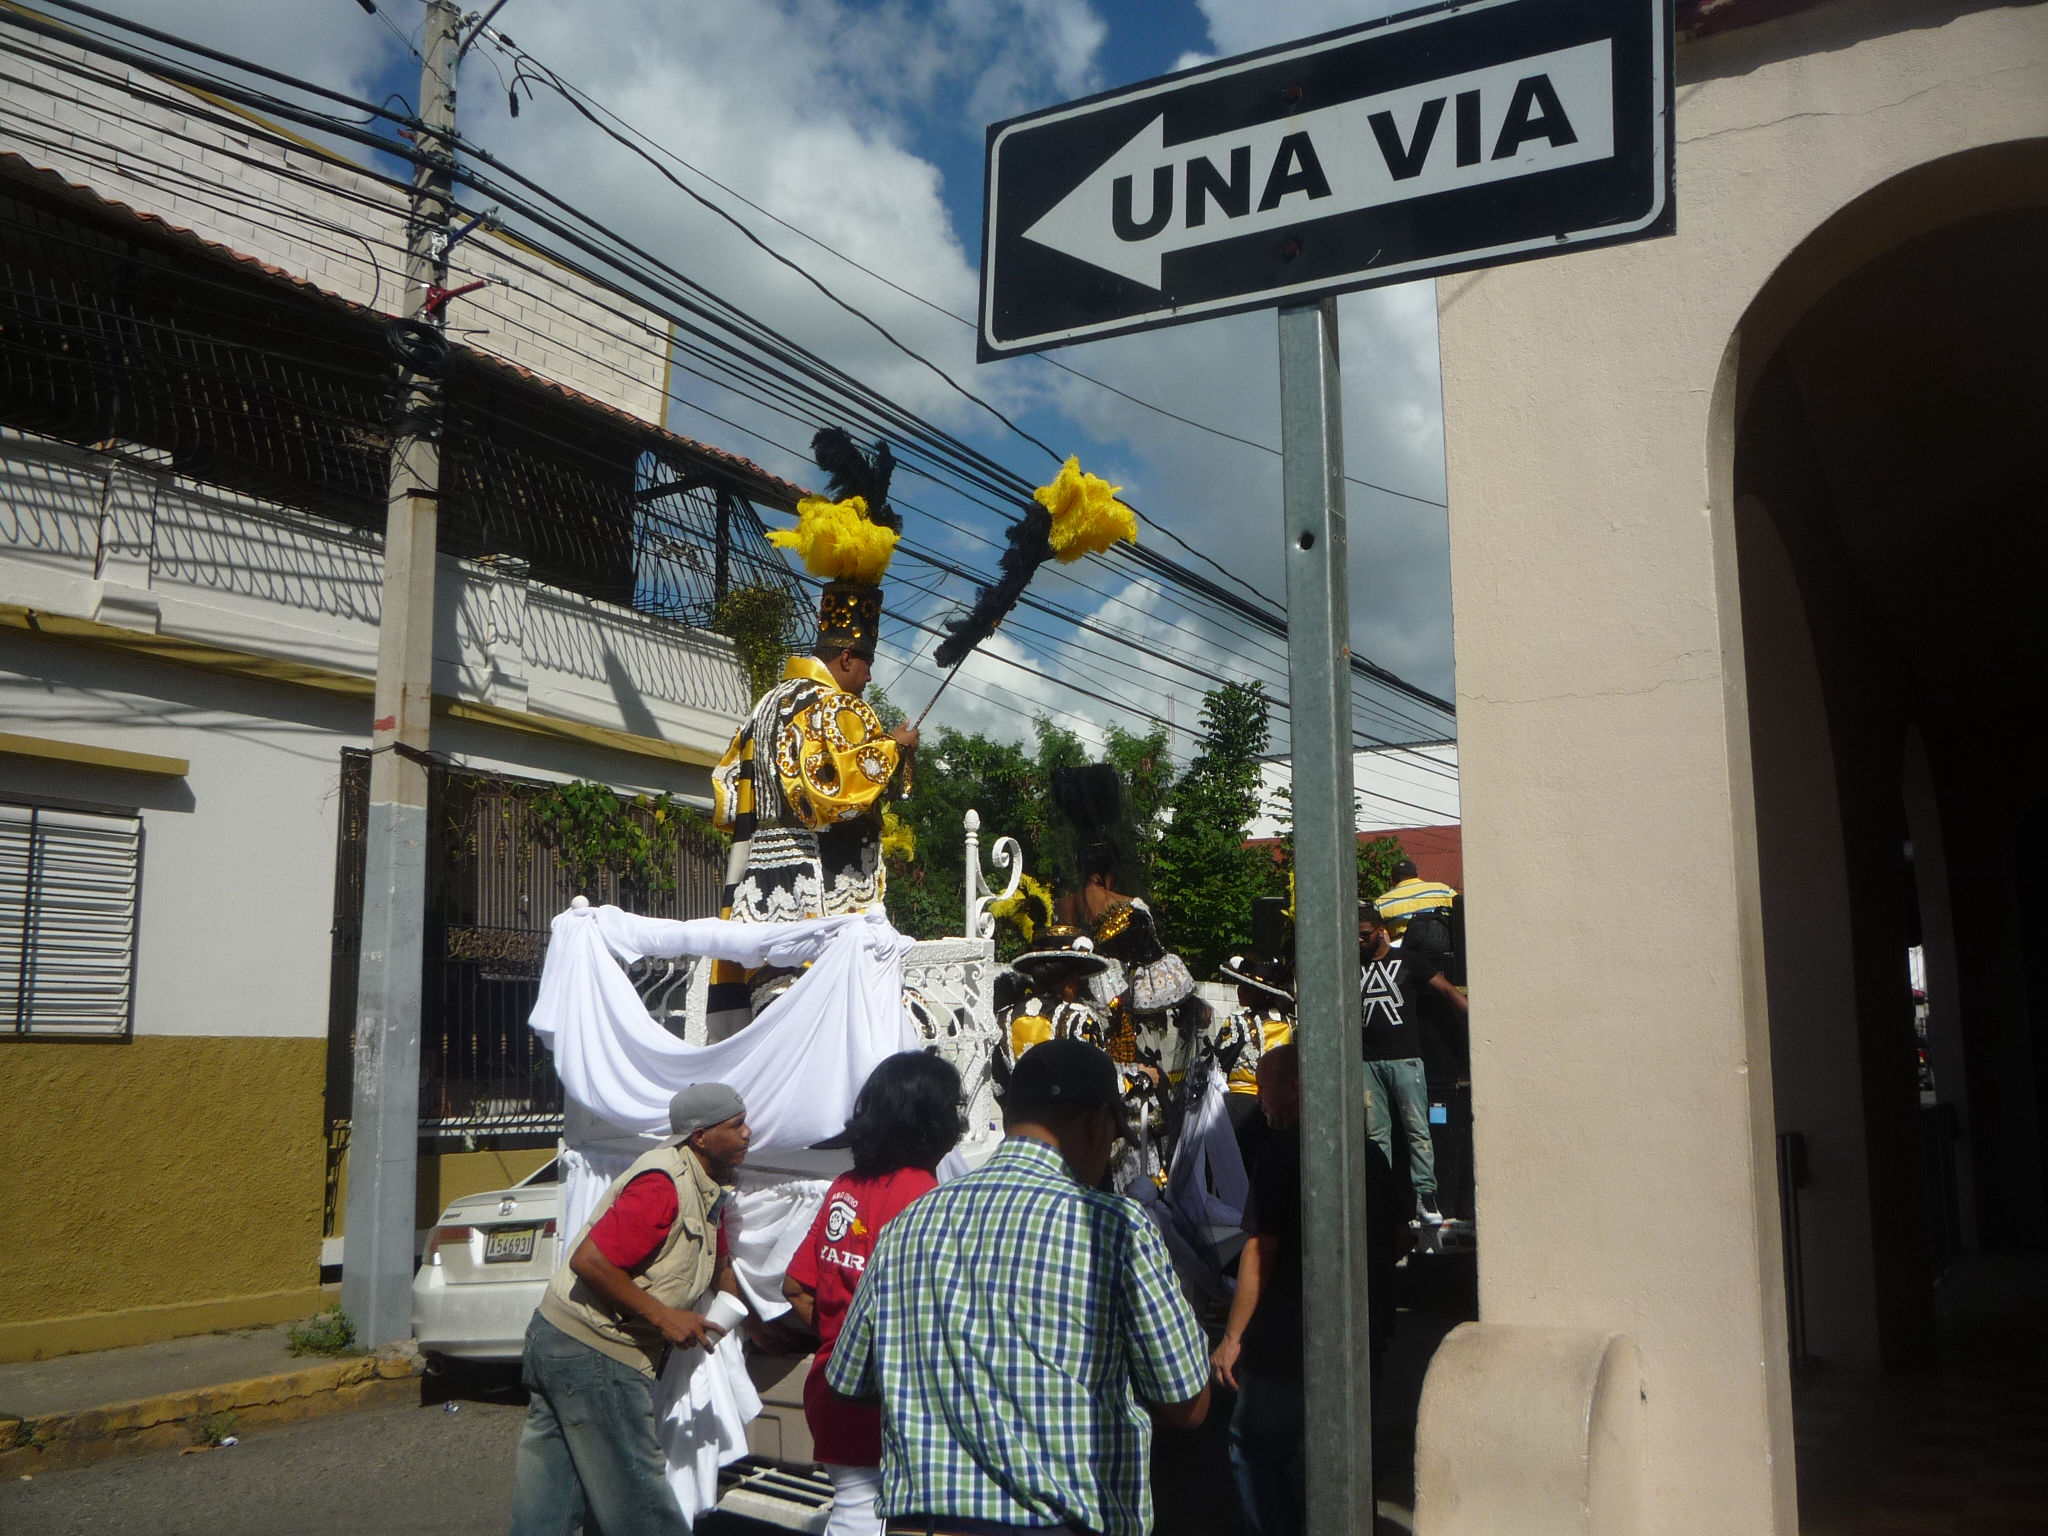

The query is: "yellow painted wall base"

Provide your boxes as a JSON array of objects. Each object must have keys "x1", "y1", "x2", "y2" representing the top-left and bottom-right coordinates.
[
  {"x1": 0, "y1": 1286, "x2": 333, "y2": 1365},
  {"x1": 1, "y1": 1036, "x2": 327, "y2": 1361},
  {"x1": 418, "y1": 1147, "x2": 558, "y2": 1227}
]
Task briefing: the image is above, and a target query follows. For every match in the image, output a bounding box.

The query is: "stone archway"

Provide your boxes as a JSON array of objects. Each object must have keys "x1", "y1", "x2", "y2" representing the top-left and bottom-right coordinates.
[{"x1": 1722, "y1": 148, "x2": 2048, "y2": 1524}]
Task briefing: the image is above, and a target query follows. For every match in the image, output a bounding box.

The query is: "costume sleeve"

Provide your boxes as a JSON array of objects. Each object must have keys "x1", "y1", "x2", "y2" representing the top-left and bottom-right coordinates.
[
  {"x1": 776, "y1": 687, "x2": 899, "y2": 830},
  {"x1": 711, "y1": 722, "x2": 751, "y2": 835}
]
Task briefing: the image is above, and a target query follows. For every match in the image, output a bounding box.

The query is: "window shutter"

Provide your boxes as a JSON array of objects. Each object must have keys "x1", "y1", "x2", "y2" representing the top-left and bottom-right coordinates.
[{"x1": 0, "y1": 802, "x2": 142, "y2": 1038}]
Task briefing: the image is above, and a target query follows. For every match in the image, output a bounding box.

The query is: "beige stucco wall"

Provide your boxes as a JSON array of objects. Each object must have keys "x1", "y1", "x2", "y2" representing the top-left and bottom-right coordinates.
[{"x1": 1433, "y1": 3, "x2": 2048, "y2": 1530}]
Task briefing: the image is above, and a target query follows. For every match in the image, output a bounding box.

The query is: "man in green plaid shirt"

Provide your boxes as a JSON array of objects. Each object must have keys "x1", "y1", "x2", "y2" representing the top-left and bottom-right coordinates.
[{"x1": 827, "y1": 1039, "x2": 1212, "y2": 1536}]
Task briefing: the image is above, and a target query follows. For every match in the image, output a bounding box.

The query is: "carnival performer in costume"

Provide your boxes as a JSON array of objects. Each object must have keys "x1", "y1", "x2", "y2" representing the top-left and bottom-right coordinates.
[
  {"x1": 1209, "y1": 954, "x2": 1296, "y2": 1154},
  {"x1": 998, "y1": 931, "x2": 1164, "y2": 1190},
  {"x1": 1048, "y1": 764, "x2": 1209, "y2": 1178},
  {"x1": 709, "y1": 430, "x2": 917, "y2": 1027},
  {"x1": 998, "y1": 932, "x2": 1114, "y2": 1074}
]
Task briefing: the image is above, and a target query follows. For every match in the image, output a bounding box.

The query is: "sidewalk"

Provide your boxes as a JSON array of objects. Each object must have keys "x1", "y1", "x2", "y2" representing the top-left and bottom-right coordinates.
[{"x1": 0, "y1": 1323, "x2": 423, "y2": 1476}]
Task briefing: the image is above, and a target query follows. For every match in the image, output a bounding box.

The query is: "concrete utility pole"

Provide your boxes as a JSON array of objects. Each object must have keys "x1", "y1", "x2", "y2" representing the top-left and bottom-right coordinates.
[
  {"x1": 343, "y1": 0, "x2": 461, "y2": 1347},
  {"x1": 1278, "y1": 297, "x2": 1375, "y2": 1535}
]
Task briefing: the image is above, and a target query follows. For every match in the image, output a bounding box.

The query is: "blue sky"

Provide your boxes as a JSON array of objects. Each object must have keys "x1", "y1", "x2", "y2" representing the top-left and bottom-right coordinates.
[{"x1": 125, "y1": 0, "x2": 1453, "y2": 760}]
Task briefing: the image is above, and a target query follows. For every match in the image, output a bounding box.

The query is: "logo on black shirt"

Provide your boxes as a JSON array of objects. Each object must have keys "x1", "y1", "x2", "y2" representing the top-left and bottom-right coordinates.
[{"x1": 1361, "y1": 958, "x2": 1407, "y2": 1030}]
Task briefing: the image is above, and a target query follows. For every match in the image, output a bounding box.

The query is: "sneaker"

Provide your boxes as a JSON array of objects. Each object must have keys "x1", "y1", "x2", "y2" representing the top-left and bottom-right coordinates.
[{"x1": 1416, "y1": 1195, "x2": 1445, "y2": 1225}]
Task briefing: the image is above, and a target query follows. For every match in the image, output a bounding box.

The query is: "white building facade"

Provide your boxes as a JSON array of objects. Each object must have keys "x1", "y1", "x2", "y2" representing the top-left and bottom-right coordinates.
[{"x1": 0, "y1": 31, "x2": 802, "y2": 1359}]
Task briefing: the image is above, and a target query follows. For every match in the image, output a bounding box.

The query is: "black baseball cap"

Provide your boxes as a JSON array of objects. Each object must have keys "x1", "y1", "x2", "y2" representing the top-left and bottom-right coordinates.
[{"x1": 1006, "y1": 1039, "x2": 1132, "y2": 1137}]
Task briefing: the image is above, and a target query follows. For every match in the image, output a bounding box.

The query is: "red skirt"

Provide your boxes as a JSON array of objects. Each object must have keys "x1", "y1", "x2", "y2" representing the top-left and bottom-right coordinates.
[{"x1": 802, "y1": 1349, "x2": 881, "y2": 1467}]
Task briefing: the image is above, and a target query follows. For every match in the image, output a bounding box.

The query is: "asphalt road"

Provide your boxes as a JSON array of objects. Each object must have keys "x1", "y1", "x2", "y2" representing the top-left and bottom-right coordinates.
[
  {"x1": 0, "y1": 1396, "x2": 530, "y2": 1536},
  {"x1": 0, "y1": 1371, "x2": 796, "y2": 1536},
  {"x1": 0, "y1": 1259, "x2": 1472, "y2": 1536}
]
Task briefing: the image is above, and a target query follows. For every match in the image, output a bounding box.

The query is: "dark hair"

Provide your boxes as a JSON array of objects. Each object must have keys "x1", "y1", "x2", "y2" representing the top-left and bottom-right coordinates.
[
  {"x1": 1391, "y1": 858, "x2": 1419, "y2": 880},
  {"x1": 1357, "y1": 905, "x2": 1388, "y2": 931},
  {"x1": 847, "y1": 1052, "x2": 964, "y2": 1175},
  {"x1": 815, "y1": 643, "x2": 871, "y2": 665}
]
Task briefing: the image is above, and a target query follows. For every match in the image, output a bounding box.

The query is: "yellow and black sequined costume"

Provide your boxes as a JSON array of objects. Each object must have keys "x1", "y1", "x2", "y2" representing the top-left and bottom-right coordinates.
[{"x1": 707, "y1": 656, "x2": 899, "y2": 1019}]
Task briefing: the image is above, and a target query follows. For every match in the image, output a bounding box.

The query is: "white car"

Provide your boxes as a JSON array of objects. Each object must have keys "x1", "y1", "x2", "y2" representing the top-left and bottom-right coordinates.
[{"x1": 412, "y1": 1158, "x2": 561, "y2": 1362}]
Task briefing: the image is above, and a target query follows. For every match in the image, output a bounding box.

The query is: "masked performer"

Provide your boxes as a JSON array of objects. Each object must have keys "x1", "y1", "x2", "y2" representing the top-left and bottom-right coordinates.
[
  {"x1": 1048, "y1": 764, "x2": 1208, "y2": 1177},
  {"x1": 998, "y1": 932, "x2": 1113, "y2": 1074},
  {"x1": 1209, "y1": 954, "x2": 1296, "y2": 1157},
  {"x1": 999, "y1": 931, "x2": 1162, "y2": 1190},
  {"x1": 709, "y1": 432, "x2": 917, "y2": 1027}
]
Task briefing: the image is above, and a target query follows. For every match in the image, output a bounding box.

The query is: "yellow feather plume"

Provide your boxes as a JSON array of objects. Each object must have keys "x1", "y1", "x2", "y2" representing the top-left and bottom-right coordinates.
[
  {"x1": 1033, "y1": 457, "x2": 1138, "y2": 563},
  {"x1": 880, "y1": 809, "x2": 916, "y2": 862},
  {"x1": 988, "y1": 872, "x2": 1054, "y2": 941},
  {"x1": 768, "y1": 494, "x2": 899, "y2": 584}
]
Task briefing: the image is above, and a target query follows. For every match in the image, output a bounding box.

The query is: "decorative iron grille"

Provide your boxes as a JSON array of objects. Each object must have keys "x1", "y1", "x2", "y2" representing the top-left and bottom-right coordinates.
[
  {"x1": 0, "y1": 168, "x2": 804, "y2": 631},
  {"x1": 326, "y1": 745, "x2": 727, "y2": 1143}
]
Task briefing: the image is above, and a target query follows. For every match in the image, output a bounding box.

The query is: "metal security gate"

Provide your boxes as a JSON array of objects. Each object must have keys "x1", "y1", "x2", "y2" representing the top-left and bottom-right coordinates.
[{"x1": 325, "y1": 751, "x2": 724, "y2": 1155}]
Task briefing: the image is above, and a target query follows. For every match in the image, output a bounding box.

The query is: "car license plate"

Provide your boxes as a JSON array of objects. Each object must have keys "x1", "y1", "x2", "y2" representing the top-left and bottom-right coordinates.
[{"x1": 484, "y1": 1226, "x2": 537, "y2": 1264}]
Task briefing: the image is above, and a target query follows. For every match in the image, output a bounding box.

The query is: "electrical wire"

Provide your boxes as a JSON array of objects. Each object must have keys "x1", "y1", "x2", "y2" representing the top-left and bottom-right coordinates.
[
  {"x1": 0, "y1": 6, "x2": 1474, "y2": 765},
  {"x1": 475, "y1": 31, "x2": 1451, "y2": 516}
]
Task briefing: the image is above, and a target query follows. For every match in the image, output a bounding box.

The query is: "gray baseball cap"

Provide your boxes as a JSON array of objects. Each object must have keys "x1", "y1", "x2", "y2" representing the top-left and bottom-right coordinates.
[{"x1": 667, "y1": 1082, "x2": 746, "y2": 1145}]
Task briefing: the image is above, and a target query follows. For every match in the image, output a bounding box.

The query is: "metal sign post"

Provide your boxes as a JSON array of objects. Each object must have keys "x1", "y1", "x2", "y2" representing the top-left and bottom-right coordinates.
[
  {"x1": 1279, "y1": 297, "x2": 1373, "y2": 1533},
  {"x1": 974, "y1": 4, "x2": 1676, "y2": 1528}
]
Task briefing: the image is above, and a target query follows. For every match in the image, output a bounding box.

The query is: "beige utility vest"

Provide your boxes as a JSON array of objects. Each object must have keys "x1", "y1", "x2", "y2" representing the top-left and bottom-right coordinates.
[{"x1": 538, "y1": 1142, "x2": 727, "y2": 1376}]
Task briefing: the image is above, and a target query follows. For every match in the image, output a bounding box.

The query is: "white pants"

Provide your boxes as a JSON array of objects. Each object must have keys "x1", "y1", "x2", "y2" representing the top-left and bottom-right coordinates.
[{"x1": 823, "y1": 1462, "x2": 884, "y2": 1536}]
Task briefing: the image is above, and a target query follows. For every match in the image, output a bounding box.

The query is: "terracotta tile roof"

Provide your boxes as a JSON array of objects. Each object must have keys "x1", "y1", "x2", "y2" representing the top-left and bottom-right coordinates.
[{"x1": 0, "y1": 151, "x2": 811, "y2": 511}]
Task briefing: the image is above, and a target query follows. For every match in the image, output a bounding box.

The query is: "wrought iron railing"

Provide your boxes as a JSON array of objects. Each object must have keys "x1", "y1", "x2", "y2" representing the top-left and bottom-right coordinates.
[
  {"x1": 326, "y1": 751, "x2": 727, "y2": 1146},
  {"x1": 0, "y1": 168, "x2": 804, "y2": 639}
]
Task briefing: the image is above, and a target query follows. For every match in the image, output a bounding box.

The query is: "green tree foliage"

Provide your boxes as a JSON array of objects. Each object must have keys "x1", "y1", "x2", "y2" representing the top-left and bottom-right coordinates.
[
  {"x1": 1356, "y1": 833, "x2": 1407, "y2": 905},
  {"x1": 876, "y1": 680, "x2": 1385, "y2": 970},
  {"x1": 1152, "y1": 682, "x2": 1287, "y2": 973},
  {"x1": 528, "y1": 780, "x2": 716, "y2": 897}
]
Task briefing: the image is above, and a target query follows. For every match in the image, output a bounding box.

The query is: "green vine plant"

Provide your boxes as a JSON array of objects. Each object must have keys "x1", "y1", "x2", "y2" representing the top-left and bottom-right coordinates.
[
  {"x1": 528, "y1": 780, "x2": 717, "y2": 898},
  {"x1": 712, "y1": 584, "x2": 800, "y2": 699}
]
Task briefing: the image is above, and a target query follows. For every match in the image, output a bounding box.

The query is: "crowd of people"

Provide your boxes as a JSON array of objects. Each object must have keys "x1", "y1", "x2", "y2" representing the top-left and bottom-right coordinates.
[
  {"x1": 510, "y1": 433, "x2": 1471, "y2": 1533},
  {"x1": 509, "y1": 857, "x2": 1467, "y2": 1536}
]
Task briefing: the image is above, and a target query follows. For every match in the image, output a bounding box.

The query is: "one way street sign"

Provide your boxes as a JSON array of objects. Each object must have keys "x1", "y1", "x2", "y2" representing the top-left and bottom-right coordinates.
[{"x1": 978, "y1": 0, "x2": 1672, "y2": 358}]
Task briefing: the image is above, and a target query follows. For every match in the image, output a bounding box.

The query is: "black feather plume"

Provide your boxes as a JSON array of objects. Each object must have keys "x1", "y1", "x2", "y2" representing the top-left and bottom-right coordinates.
[
  {"x1": 811, "y1": 427, "x2": 901, "y2": 533},
  {"x1": 931, "y1": 503, "x2": 1054, "y2": 669}
]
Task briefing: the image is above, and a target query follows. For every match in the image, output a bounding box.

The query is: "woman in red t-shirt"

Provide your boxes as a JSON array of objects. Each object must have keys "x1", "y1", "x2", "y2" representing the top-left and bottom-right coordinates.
[{"x1": 783, "y1": 1051, "x2": 964, "y2": 1536}]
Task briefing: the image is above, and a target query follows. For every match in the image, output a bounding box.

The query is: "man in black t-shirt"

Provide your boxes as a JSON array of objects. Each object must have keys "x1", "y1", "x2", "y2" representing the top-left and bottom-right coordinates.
[
  {"x1": 1211, "y1": 1045, "x2": 1402, "y2": 1536},
  {"x1": 1359, "y1": 905, "x2": 1465, "y2": 1226}
]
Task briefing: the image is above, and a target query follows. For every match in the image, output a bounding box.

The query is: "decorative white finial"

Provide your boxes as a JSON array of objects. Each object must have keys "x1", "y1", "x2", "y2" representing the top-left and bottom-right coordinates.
[{"x1": 962, "y1": 807, "x2": 1024, "y2": 941}]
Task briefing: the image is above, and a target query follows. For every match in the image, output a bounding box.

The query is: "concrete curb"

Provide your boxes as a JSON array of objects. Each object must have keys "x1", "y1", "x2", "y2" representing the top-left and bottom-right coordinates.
[{"x1": 0, "y1": 1342, "x2": 424, "y2": 1476}]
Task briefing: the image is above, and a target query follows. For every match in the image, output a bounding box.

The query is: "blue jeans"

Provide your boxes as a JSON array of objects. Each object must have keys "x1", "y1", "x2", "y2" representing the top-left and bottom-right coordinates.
[
  {"x1": 1229, "y1": 1370, "x2": 1304, "y2": 1536},
  {"x1": 1364, "y1": 1056, "x2": 1437, "y2": 1201},
  {"x1": 509, "y1": 1313, "x2": 690, "y2": 1536}
]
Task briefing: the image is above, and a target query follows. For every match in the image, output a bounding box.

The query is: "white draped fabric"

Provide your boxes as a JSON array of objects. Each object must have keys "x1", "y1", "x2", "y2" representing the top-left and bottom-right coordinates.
[
  {"x1": 528, "y1": 901, "x2": 918, "y2": 1524},
  {"x1": 1136, "y1": 1069, "x2": 1251, "y2": 1304}
]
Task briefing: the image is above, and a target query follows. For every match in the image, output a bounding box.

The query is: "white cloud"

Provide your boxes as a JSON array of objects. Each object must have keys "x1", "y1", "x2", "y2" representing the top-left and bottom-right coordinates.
[
  {"x1": 1191, "y1": 0, "x2": 1421, "y2": 57},
  {"x1": 108, "y1": 0, "x2": 1455, "y2": 756}
]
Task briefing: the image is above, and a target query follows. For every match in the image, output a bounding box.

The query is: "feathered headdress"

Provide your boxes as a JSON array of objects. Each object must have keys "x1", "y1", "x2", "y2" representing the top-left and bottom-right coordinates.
[
  {"x1": 1049, "y1": 762, "x2": 1140, "y2": 895},
  {"x1": 932, "y1": 457, "x2": 1137, "y2": 670},
  {"x1": 769, "y1": 428, "x2": 904, "y2": 657}
]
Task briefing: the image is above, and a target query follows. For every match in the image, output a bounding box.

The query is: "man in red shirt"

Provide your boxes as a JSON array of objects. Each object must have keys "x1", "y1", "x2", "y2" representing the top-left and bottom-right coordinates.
[
  {"x1": 511, "y1": 1083, "x2": 751, "y2": 1536},
  {"x1": 783, "y1": 1053, "x2": 963, "y2": 1536}
]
